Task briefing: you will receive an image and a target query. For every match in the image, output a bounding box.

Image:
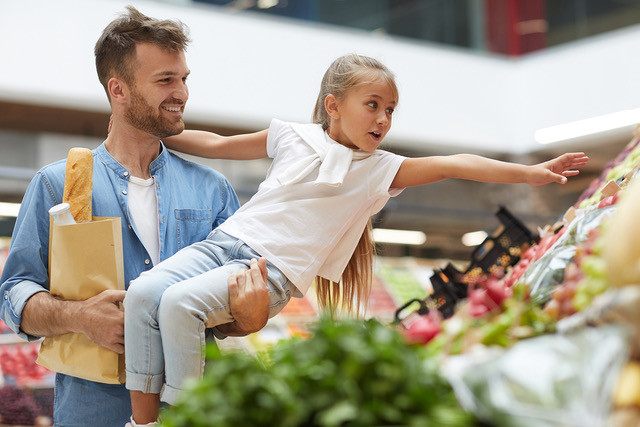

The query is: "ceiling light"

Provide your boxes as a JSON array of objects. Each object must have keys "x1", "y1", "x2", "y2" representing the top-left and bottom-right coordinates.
[
  {"x1": 257, "y1": 0, "x2": 278, "y2": 8},
  {"x1": 0, "y1": 202, "x2": 21, "y2": 217},
  {"x1": 462, "y1": 230, "x2": 488, "y2": 247},
  {"x1": 373, "y1": 228, "x2": 426, "y2": 245},
  {"x1": 535, "y1": 108, "x2": 640, "y2": 144}
]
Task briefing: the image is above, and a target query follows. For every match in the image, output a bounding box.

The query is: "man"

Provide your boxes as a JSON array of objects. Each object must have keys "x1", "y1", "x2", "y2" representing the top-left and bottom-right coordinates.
[{"x1": 0, "y1": 7, "x2": 269, "y2": 426}]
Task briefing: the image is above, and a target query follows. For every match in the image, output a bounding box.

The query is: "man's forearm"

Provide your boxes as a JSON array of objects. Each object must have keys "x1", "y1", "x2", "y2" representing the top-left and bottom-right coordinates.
[
  {"x1": 21, "y1": 289, "x2": 127, "y2": 353},
  {"x1": 20, "y1": 291, "x2": 82, "y2": 337}
]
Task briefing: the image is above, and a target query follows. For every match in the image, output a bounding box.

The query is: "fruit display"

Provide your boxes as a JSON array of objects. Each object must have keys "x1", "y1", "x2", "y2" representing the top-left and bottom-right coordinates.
[
  {"x1": 0, "y1": 342, "x2": 54, "y2": 389},
  {"x1": 390, "y1": 130, "x2": 640, "y2": 425},
  {"x1": 398, "y1": 129, "x2": 640, "y2": 345},
  {"x1": 575, "y1": 127, "x2": 640, "y2": 208}
]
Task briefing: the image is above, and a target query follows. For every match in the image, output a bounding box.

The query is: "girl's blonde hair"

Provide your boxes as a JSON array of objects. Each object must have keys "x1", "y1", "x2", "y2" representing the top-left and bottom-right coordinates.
[{"x1": 313, "y1": 54, "x2": 398, "y2": 315}]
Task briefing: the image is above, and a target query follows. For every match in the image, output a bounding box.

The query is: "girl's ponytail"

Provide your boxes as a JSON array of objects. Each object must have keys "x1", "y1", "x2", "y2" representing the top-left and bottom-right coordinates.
[{"x1": 315, "y1": 219, "x2": 375, "y2": 315}]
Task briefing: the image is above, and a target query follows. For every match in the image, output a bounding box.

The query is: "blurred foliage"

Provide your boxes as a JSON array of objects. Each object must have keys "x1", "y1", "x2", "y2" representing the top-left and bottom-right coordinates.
[{"x1": 160, "y1": 316, "x2": 476, "y2": 427}]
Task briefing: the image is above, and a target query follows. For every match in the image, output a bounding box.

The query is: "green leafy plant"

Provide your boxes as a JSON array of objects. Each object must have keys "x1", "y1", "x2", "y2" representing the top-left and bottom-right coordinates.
[{"x1": 161, "y1": 316, "x2": 475, "y2": 427}]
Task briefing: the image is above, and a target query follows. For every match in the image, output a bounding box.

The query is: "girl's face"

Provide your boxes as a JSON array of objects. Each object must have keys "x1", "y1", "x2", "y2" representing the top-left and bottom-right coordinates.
[{"x1": 326, "y1": 78, "x2": 397, "y2": 152}]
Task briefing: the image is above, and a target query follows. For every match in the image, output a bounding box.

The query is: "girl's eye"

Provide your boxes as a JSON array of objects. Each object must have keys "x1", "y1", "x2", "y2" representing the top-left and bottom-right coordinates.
[
  {"x1": 367, "y1": 101, "x2": 378, "y2": 109},
  {"x1": 386, "y1": 108, "x2": 394, "y2": 115}
]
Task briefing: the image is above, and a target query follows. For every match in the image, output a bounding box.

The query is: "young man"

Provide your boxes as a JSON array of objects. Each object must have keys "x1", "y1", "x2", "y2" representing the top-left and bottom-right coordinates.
[{"x1": 0, "y1": 7, "x2": 269, "y2": 425}]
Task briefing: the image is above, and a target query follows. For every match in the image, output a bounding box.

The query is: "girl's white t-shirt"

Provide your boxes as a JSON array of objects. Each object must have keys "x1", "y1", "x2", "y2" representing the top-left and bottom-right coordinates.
[
  {"x1": 218, "y1": 119, "x2": 406, "y2": 296},
  {"x1": 127, "y1": 176, "x2": 161, "y2": 266}
]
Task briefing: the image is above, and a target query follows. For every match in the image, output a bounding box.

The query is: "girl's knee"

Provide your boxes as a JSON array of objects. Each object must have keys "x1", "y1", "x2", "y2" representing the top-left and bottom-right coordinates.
[
  {"x1": 124, "y1": 277, "x2": 162, "y2": 313},
  {"x1": 157, "y1": 285, "x2": 188, "y2": 319}
]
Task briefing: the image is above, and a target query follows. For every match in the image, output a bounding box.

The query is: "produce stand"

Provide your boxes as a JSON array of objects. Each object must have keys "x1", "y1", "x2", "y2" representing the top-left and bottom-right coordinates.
[{"x1": 393, "y1": 128, "x2": 640, "y2": 426}]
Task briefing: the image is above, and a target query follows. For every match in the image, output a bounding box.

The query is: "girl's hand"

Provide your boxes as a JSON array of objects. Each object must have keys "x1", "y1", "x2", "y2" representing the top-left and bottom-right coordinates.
[{"x1": 529, "y1": 152, "x2": 589, "y2": 185}]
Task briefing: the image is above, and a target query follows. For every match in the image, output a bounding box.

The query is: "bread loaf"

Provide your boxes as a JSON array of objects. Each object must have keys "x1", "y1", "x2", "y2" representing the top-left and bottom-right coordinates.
[{"x1": 62, "y1": 148, "x2": 93, "y2": 223}]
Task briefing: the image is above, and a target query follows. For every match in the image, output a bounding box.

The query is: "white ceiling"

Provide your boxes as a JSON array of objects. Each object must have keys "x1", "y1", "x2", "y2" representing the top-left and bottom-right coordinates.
[{"x1": 2, "y1": 0, "x2": 639, "y2": 154}]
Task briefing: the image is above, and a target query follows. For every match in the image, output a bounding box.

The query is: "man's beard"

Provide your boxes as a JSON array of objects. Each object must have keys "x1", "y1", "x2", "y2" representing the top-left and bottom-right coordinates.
[{"x1": 125, "y1": 90, "x2": 185, "y2": 138}]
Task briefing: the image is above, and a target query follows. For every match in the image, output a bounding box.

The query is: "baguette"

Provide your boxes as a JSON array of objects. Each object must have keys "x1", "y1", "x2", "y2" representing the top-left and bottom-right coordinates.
[{"x1": 62, "y1": 148, "x2": 93, "y2": 223}]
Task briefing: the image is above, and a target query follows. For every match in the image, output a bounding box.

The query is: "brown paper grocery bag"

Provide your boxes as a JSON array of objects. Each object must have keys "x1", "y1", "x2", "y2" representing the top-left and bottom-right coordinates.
[{"x1": 36, "y1": 216, "x2": 126, "y2": 384}]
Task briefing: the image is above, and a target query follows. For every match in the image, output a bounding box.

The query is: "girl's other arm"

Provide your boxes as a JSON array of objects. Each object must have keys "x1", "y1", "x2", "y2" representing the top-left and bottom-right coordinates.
[
  {"x1": 163, "y1": 129, "x2": 269, "y2": 160},
  {"x1": 391, "y1": 152, "x2": 589, "y2": 188}
]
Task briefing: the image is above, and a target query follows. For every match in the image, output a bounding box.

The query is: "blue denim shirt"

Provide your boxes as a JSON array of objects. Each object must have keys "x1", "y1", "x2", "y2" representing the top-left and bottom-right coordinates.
[{"x1": 0, "y1": 142, "x2": 239, "y2": 426}]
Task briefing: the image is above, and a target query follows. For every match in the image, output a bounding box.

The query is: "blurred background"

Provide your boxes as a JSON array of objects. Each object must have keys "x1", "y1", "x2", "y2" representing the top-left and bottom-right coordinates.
[{"x1": 1, "y1": 0, "x2": 640, "y2": 260}]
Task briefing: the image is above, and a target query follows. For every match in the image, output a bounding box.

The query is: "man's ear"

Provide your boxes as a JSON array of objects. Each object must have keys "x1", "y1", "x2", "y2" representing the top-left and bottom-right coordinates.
[
  {"x1": 107, "y1": 77, "x2": 129, "y2": 104},
  {"x1": 324, "y1": 94, "x2": 341, "y2": 120}
]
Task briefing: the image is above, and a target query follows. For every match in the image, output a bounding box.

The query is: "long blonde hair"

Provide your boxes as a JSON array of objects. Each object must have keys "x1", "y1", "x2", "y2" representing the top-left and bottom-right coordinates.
[{"x1": 313, "y1": 54, "x2": 398, "y2": 315}]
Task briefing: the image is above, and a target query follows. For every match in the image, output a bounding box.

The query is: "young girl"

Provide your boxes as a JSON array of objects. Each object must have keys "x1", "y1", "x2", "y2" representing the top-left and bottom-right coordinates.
[{"x1": 123, "y1": 54, "x2": 588, "y2": 425}]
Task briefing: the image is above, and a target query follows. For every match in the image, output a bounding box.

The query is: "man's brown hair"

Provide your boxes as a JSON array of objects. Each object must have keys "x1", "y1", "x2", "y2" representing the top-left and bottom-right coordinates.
[{"x1": 94, "y1": 6, "x2": 191, "y2": 100}]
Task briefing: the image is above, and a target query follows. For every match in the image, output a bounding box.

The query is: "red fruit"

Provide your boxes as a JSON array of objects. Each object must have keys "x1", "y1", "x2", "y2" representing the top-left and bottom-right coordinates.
[
  {"x1": 509, "y1": 267, "x2": 523, "y2": 284},
  {"x1": 611, "y1": 191, "x2": 620, "y2": 204},
  {"x1": 485, "y1": 278, "x2": 511, "y2": 306},
  {"x1": 560, "y1": 298, "x2": 576, "y2": 316},
  {"x1": 469, "y1": 303, "x2": 491, "y2": 317},
  {"x1": 598, "y1": 196, "x2": 614, "y2": 209},
  {"x1": 556, "y1": 226, "x2": 567, "y2": 238},
  {"x1": 468, "y1": 288, "x2": 495, "y2": 317},
  {"x1": 404, "y1": 315, "x2": 441, "y2": 345},
  {"x1": 510, "y1": 258, "x2": 529, "y2": 285},
  {"x1": 522, "y1": 246, "x2": 538, "y2": 262},
  {"x1": 503, "y1": 275, "x2": 514, "y2": 289},
  {"x1": 535, "y1": 236, "x2": 555, "y2": 260}
]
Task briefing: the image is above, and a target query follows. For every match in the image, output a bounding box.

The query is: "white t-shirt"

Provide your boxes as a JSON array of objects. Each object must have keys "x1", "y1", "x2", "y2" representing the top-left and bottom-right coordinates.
[
  {"x1": 218, "y1": 119, "x2": 406, "y2": 295},
  {"x1": 128, "y1": 176, "x2": 160, "y2": 266}
]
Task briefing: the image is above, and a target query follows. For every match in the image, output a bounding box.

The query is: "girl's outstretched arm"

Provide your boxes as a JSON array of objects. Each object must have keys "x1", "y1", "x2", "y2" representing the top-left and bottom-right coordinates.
[
  {"x1": 163, "y1": 129, "x2": 269, "y2": 160},
  {"x1": 391, "y1": 152, "x2": 589, "y2": 188}
]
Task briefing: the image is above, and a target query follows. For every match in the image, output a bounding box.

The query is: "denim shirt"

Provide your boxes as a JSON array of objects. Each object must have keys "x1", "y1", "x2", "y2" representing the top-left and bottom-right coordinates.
[{"x1": 0, "y1": 142, "x2": 239, "y2": 426}]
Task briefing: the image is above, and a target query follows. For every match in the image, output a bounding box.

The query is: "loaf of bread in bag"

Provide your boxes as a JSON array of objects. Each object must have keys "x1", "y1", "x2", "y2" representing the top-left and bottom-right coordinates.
[{"x1": 62, "y1": 147, "x2": 93, "y2": 223}]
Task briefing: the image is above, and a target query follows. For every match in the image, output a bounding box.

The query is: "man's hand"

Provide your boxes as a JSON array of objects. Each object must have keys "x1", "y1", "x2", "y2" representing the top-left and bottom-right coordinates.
[
  {"x1": 216, "y1": 258, "x2": 270, "y2": 336},
  {"x1": 20, "y1": 289, "x2": 126, "y2": 354},
  {"x1": 75, "y1": 290, "x2": 126, "y2": 354}
]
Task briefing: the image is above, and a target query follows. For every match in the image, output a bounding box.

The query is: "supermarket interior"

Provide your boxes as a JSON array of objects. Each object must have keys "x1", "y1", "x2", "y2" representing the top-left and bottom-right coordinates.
[{"x1": 2, "y1": 0, "x2": 640, "y2": 425}]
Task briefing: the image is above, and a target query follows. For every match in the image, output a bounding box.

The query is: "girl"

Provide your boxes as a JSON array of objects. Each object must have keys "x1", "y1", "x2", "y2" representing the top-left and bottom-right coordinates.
[{"x1": 123, "y1": 54, "x2": 588, "y2": 425}]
